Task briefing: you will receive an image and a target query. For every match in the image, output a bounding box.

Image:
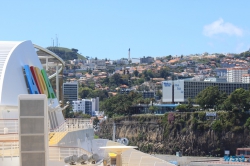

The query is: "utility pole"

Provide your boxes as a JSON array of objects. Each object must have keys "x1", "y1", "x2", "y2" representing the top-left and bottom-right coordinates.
[{"x1": 172, "y1": 75, "x2": 175, "y2": 104}]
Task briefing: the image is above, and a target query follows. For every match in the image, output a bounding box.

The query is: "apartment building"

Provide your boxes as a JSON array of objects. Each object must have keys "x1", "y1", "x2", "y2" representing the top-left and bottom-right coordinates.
[
  {"x1": 140, "y1": 56, "x2": 154, "y2": 64},
  {"x1": 72, "y1": 97, "x2": 99, "y2": 116},
  {"x1": 184, "y1": 80, "x2": 250, "y2": 100},
  {"x1": 242, "y1": 74, "x2": 250, "y2": 83},
  {"x1": 227, "y1": 68, "x2": 248, "y2": 83}
]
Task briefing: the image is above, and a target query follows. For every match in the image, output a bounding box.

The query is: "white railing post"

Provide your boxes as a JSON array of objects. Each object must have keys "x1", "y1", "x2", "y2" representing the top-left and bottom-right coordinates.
[
  {"x1": 2, "y1": 142, "x2": 4, "y2": 160},
  {"x1": 10, "y1": 142, "x2": 12, "y2": 160},
  {"x1": 59, "y1": 147, "x2": 60, "y2": 161}
]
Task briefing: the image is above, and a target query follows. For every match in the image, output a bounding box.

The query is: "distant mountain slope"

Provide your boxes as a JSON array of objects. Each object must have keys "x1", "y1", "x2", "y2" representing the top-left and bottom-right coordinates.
[{"x1": 47, "y1": 47, "x2": 85, "y2": 61}]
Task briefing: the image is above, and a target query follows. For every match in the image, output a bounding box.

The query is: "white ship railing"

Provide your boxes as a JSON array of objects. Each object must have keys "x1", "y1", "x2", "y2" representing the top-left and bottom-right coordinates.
[
  {"x1": 0, "y1": 140, "x2": 19, "y2": 159},
  {"x1": 0, "y1": 119, "x2": 18, "y2": 134},
  {"x1": 0, "y1": 118, "x2": 94, "y2": 155},
  {"x1": 0, "y1": 142, "x2": 92, "y2": 160},
  {"x1": 65, "y1": 118, "x2": 93, "y2": 131},
  {"x1": 0, "y1": 118, "x2": 93, "y2": 134},
  {"x1": 49, "y1": 119, "x2": 93, "y2": 145},
  {"x1": 51, "y1": 118, "x2": 93, "y2": 133}
]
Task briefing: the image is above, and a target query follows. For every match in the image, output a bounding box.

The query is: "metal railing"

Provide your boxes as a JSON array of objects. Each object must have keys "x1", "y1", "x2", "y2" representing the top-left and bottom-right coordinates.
[
  {"x1": 0, "y1": 143, "x2": 92, "y2": 161},
  {"x1": 0, "y1": 118, "x2": 94, "y2": 157},
  {"x1": 0, "y1": 141, "x2": 19, "y2": 159},
  {"x1": 0, "y1": 119, "x2": 18, "y2": 134},
  {"x1": 49, "y1": 118, "x2": 93, "y2": 145},
  {"x1": 66, "y1": 118, "x2": 93, "y2": 131},
  {"x1": 50, "y1": 118, "x2": 93, "y2": 133},
  {"x1": 0, "y1": 118, "x2": 92, "y2": 134}
]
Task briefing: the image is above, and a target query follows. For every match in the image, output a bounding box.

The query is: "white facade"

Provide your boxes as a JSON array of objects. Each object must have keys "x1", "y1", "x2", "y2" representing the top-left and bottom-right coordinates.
[
  {"x1": 242, "y1": 74, "x2": 250, "y2": 83},
  {"x1": 227, "y1": 68, "x2": 248, "y2": 83},
  {"x1": 72, "y1": 97, "x2": 99, "y2": 116},
  {"x1": 131, "y1": 58, "x2": 140, "y2": 64},
  {"x1": 87, "y1": 59, "x2": 106, "y2": 66},
  {"x1": 162, "y1": 80, "x2": 184, "y2": 102}
]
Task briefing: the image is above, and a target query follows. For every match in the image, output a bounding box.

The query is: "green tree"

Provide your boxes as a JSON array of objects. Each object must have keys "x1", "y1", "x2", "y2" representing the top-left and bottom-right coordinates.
[
  {"x1": 78, "y1": 87, "x2": 92, "y2": 99},
  {"x1": 187, "y1": 97, "x2": 193, "y2": 111},
  {"x1": 133, "y1": 70, "x2": 139, "y2": 77},
  {"x1": 159, "y1": 68, "x2": 170, "y2": 79},
  {"x1": 110, "y1": 73, "x2": 122, "y2": 86},
  {"x1": 196, "y1": 86, "x2": 225, "y2": 110},
  {"x1": 175, "y1": 104, "x2": 187, "y2": 112},
  {"x1": 63, "y1": 105, "x2": 74, "y2": 118},
  {"x1": 71, "y1": 48, "x2": 78, "y2": 53},
  {"x1": 100, "y1": 92, "x2": 143, "y2": 117},
  {"x1": 244, "y1": 117, "x2": 250, "y2": 130},
  {"x1": 149, "y1": 105, "x2": 158, "y2": 114},
  {"x1": 156, "y1": 90, "x2": 162, "y2": 99},
  {"x1": 88, "y1": 69, "x2": 92, "y2": 74},
  {"x1": 228, "y1": 88, "x2": 250, "y2": 112},
  {"x1": 166, "y1": 55, "x2": 172, "y2": 60},
  {"x1": 221, "y1": 98, "x2": 233, "y2": 111},
  {"x1": 93, "y1": 116, "x2": 100, "y2": 130}
]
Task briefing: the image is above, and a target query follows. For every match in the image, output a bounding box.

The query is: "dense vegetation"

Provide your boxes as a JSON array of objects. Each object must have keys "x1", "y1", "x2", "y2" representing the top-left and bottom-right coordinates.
[
  {"x1": 100, "y1": 85, "x2": 250, "y2": 118},
  {"x1": 175, "y1": 86, "x2": 250, "y2": 112},
  {"x1": 98, "y1": 112, "x2": 250, "y2": 156},
  {"x1": 100, "y1": 91, "x2": 144, "y2": 117},
  {"x1": 47, "y1": 47, "x2": 85, "y2": 61},
  {"x1": 78, "y1": 86, "x2": 109, "y2": 101}
]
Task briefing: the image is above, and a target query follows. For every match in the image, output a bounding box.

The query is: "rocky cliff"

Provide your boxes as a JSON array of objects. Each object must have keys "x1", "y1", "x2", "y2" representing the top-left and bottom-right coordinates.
[{"x1": 97, "y1": 112, "x2": 250, "y2": 156}]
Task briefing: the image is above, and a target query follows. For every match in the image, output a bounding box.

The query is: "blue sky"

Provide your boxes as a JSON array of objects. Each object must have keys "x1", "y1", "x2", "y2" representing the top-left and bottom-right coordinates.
[{"x1": 1, "y1": 1, "x2": 250, "y2": 59}]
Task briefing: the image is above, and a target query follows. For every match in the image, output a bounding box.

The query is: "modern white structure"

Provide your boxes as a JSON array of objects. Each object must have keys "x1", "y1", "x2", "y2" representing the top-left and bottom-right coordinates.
[
  {"x1": 162, "y1": 80, "x2": 184, "y2": 103},
  {"x1": 227, "y1": 68, "x2": 248, "y2": 83},
  {"x1": 72, "y1": 97, "x2": 99, "y2": 116},
  {"x1": 63, "y1": 82, "x2": 78, "y2": 104}
]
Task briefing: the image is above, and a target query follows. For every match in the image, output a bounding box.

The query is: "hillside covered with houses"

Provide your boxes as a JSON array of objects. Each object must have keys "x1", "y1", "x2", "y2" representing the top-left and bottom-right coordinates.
[{"x1": 58, "y1": 48, "x2": 250, "y2": 94}]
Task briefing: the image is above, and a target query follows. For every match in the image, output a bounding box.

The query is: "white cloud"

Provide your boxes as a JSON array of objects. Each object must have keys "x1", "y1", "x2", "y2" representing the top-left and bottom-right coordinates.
[{"x1": 203, "y1": 18, "x2": 243, "y2": 37}]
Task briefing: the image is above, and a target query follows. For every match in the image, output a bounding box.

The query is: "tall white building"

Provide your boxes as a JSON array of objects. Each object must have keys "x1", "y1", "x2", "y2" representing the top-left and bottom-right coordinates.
[
  {"x1": 227, "y1": 68, "x2": 248, "y2": 83},
  {"x1": 63, "y1": 82, "x2": 78, "y2": 104},
  {"x1": 72, "y1": 97, "x2": 99, "y2": 116}
]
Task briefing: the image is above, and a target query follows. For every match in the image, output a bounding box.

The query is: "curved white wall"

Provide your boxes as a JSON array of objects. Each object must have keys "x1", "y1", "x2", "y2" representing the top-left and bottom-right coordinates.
[
  {"x1": 0, "y1": 41, "x2": 64, "y2": 125},
  {"x1": 0, "y1": 41, "x2": 43, "y2": 106}
]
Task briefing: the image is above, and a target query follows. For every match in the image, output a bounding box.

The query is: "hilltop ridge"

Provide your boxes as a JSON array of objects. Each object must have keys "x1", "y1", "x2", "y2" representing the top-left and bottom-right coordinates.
[{"x1": 47, "y1": 46, "x2": 85, "y2": 61}]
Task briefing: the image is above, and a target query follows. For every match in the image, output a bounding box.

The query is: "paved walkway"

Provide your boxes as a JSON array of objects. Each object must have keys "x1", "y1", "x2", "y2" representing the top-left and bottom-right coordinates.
[{"x1": 154, "y1": 154, "x2": 221, "y2": 166}]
